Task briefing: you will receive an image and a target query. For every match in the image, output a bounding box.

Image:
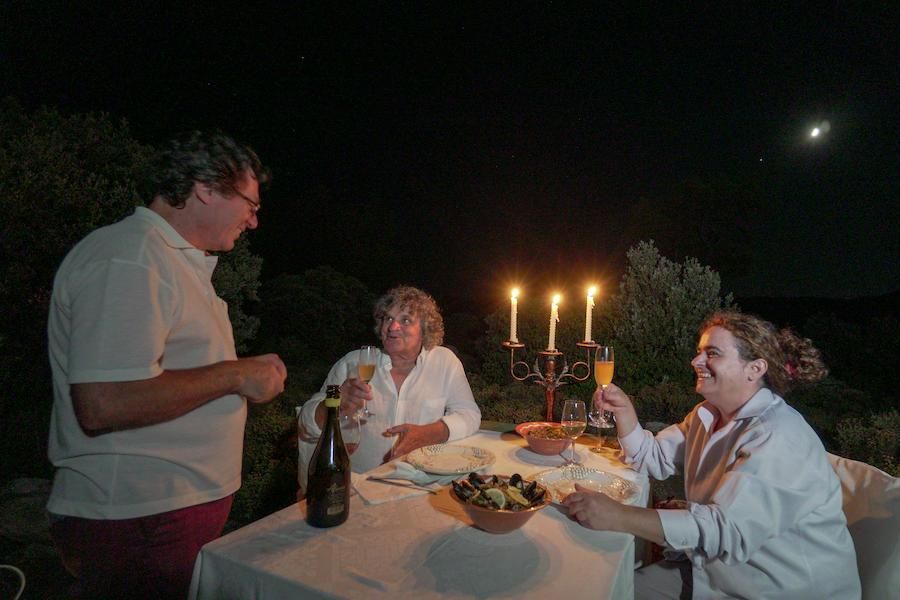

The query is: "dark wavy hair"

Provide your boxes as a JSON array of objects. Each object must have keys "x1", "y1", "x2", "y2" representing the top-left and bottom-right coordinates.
[
  {"x1": 700, "y1": 311, "x2": 828, "y2": 395},
  {"x1": 147, "y1": 130, "x2": 270, "y2": 208},
  {"x1": 373, "y1": 286, "x2": 444, "y2": 350}
]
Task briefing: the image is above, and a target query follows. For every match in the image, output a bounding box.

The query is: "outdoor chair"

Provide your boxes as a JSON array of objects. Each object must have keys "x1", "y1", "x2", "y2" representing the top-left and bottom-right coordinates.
[{"x1": 827, "y1": 453, "x2": 900, "y2": 600}]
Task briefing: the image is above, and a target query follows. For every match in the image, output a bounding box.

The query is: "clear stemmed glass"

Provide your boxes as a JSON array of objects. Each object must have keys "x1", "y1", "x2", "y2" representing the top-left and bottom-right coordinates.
[
  {"x1": 357, "y1": 345, "x2": 377, "y2": 422},
  {"x1": 560, "y1": 399, "x2": 587, "y2": 465},
  {"x1": 589, "y1": 345, "x2": 615, "y2": 453},
  {"x1": 339, "y1": 412, "x2": 361, "y2": 457}
]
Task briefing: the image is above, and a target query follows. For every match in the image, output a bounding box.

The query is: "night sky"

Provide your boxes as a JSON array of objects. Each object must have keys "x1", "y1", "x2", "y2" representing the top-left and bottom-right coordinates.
[{"x1": 3, "y1": 3, "x2": 897, "y2": 314}]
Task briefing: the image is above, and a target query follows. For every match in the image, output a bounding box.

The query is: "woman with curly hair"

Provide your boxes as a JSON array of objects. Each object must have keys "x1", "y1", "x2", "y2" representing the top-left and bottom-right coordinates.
[
  {"x1": 298, "y1": 286, "x2": 480, "y2": 484},
  {"x1": 564, "y1": 311, "x2": 860, "y2": 599}
]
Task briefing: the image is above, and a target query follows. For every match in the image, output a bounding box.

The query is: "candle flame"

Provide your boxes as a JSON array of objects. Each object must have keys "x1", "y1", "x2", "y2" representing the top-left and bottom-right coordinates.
[
  {"x1": 511, "y1": 287, "x2": 520, "y2": 299},
  {"x1": 587, "y1": 285, "x2": 597, "y2": 297},
  {"x1": 552, "y1": 294, "x2": 561, "y2": 305}
]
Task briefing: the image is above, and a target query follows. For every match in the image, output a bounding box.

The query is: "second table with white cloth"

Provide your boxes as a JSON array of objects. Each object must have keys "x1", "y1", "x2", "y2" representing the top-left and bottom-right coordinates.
[{"x1": 190, "y1": 428, "x2": 650, "y2": 600}]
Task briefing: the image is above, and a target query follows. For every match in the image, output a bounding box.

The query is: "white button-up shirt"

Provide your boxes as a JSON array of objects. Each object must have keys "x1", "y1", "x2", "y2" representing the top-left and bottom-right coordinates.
[
  {"x1": 298, "y1": 345, "x2": 480, "y2": 488},
  {"x1": 621, "y1": 388, "x2": 861, "y2": 599}
]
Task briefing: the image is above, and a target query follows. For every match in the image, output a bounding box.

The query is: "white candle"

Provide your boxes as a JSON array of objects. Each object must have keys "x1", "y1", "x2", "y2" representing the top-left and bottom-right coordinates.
[
  {"x1": 584, "y1": 286, "x2": 596, "y2": 342},
  {"x1": 548, "y1": 294, "x2": 560, "y2": 350},
  {"x1": 510, "y1": 288, "x2": 519, "y2": 343}
]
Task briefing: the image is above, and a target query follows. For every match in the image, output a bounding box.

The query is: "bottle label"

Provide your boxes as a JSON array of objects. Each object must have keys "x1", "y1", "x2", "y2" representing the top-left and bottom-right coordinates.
[
  {"x1": 325, "y1": 482, "x2": 346, "y2": 515},
  {"x1": 324, "y1": 397, "x2": 341, "y2": 408}
]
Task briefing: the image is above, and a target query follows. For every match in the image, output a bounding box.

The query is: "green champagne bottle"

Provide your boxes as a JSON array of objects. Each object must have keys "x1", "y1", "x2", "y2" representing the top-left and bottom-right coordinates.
[{"x1": 306, "y1": 384, "x2": 351, "y2": 527}]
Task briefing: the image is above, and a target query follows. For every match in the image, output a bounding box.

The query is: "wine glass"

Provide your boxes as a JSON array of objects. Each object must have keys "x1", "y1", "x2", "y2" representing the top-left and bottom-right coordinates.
[
  {"x1": 339, "y1": 412, "x2": 361, "y2": 457},
  {"x1": 357, "y1": 345, "x2": 377, "y2": 421},
  {"x1": 589, "y1": 345, "x2": 615, "y2": 453},
  {"x1": 560, "y1": 399, "x2": 587, "y2": 465}
]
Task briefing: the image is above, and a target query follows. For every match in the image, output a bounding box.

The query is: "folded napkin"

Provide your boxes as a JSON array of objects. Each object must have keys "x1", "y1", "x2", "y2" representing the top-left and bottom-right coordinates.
[
  {"x1": 352, "y1": 461, "x2": 456, "y2": 505},
  {"x1": 383, "y1": 461, "x2": 458, "y2": 485}
]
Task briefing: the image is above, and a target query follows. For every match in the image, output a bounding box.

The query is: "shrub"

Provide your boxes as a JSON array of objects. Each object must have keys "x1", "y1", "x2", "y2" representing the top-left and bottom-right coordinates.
[
  {"x1": 470, "y1": 376, "x2": 547, "y2": 424},
  {"x1": 632, "y1": 382, "x2": 701, "y2": 425},
  {"x1": 254, "y1": 267, "x2": 376, "y2": 376},
  {"x1": 607, "y1": 241, "x2": 734, "y2": 390},
  {"x1": 229, "y1": 396, "x2": 300, "y2": 529},
  {"x1": 836, "y1": 410, "x2": 899, "y2": 476},
  {"x1": 786, "y1": 379, "x2": 874, "y2": 448}
]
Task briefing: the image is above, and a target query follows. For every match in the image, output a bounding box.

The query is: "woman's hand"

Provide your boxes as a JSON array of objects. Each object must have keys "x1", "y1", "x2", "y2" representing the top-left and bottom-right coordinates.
[
  {"x1": 564, "y1": 483, "x2": 667, "y2": 544},
  {"x1": 338, "y1": 377, "x2": 371, "y2": 417},
  {"x1": 594, "y1": 383, "x2": 639, "y2": 438},
  {"x1": 562, "y1": 484, "x2": 626, "y2": 530},
  {"x1": 382, "y1": 421, "x2": 449, "y2": 461},
  {"x1": 314, "y1": 377, "x2": 372, "y2": 428}
]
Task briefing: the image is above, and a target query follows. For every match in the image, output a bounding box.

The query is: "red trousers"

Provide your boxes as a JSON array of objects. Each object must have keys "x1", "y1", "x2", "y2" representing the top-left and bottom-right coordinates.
[{"x1": 49, "y1": 495, "x2": 232, "y2": 600}]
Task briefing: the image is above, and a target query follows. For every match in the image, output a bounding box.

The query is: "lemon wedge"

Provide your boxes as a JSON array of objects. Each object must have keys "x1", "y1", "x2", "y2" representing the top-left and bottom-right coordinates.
[
  {"x1": 484, "y1": 487, "x2": 506, "y2": 509},
  {"x1": 506, "y1": 486, "x2": 529, "y2": 507}
]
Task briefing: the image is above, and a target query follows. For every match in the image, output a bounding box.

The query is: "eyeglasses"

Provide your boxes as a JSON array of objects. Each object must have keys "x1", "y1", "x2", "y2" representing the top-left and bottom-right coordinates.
[{"x1": 233, "y1": 190, "x2": 261, "y2": 215}]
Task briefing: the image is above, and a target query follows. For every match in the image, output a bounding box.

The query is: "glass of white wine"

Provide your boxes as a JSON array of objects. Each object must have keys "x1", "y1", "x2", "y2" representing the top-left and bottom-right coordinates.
[
  {"x1": 589, "y1": 345, "x2": 615, "y2": 453},
  {"x1": 357, "y1": 345, "x2": 377, "y2": 421},
  {"x1": 560, "y1": 399, "x2": 587, "y2": 464}
]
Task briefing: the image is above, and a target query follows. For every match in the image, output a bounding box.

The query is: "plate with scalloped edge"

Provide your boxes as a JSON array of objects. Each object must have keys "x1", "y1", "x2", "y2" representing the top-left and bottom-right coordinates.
[
  {"x1": 533, "y1": 465, "x2": 641, "y2": 505},
  {"x1": 405, "y1": 444, "x2": 496, "y2": 475}
]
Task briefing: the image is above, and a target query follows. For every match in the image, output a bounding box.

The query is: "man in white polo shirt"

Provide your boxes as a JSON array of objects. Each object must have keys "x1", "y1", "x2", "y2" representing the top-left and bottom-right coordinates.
[{"x1": 46, "y1": 130, "x2": 288, "y2": 599}]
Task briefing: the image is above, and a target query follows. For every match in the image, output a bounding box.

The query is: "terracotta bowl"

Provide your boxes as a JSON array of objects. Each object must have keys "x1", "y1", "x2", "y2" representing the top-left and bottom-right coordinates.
[
  {"x1": 515, "y1": 421, "x2": 572, "y2": 456},
  {"x1": 450, "y1": 474, "x2": 551, "y2": 534}
]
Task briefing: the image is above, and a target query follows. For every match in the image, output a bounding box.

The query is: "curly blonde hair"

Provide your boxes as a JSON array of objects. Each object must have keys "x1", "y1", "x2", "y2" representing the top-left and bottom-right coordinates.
[
  {"x1": 373, "y1": 286, "x2": 444, "y2": 350},
  {"x1": 701, "y1": 311, "x2": 827, "y2": 396}
]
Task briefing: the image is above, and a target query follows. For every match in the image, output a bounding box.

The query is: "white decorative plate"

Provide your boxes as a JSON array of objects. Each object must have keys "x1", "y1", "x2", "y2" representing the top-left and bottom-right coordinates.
[
  {"x1": 533, "y1": 465, "x2": 640, "y2": 504},
  {"x1": 405, "y1": 444, "x2": 496, "y2": 475}
]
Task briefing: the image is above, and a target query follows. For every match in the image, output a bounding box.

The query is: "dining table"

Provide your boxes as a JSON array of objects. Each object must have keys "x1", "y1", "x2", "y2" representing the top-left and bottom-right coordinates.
[{"x1": 188, "y1": 425, "x2": 650, "y2": 599}]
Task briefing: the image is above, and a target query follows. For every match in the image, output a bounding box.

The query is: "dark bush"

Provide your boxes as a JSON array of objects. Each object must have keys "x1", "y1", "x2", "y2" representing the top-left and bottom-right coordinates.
[
  {"x1": 836, "y1": 410, "x2": 899, "y2": 476},
  {"x1": 229, "y1": 396, "x2": 300, "y2": 529},
  {"x1": 471, "y1": 377, "x2": 547, "y2": 424},
  {"x1": 786, "y1": 380, "x2": 874, "y2": 448},
  {"x1": 254, "y1": 267, "x2": 376, "y2": 386},
  {"x1": 632, "y1": 382, "x2": 701, "y2": 425},
  {"x1": 608, "y1": 241, "x2": 734, "y2": 390}
]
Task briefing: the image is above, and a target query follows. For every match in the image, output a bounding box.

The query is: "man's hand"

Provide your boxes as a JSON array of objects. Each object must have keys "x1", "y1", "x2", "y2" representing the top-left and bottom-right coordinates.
[
  {"x1": 382, "y1": 421, "x2": 449, "y2": 462},
  {"x1": 72, "y1": 354, "x2": 289, "y2": 434},
  {"x1": 239, "y1": 354, "x2": 288, "y2": 404}
]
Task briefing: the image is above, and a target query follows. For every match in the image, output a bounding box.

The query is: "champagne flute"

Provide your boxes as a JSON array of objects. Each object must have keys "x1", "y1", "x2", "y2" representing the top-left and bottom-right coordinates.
[
  {"x1": 560, "y1": 399, "x2": 587, "y2": 465},
  {"x1": 339, "y1": 412, "x2": 361, "y2": 456},
  {"x1": 357, "y1": 345, "x2": 377, "y2": 421},
  {"x1": 589, "y1": 346, "x2": 615, "y2": 452}
]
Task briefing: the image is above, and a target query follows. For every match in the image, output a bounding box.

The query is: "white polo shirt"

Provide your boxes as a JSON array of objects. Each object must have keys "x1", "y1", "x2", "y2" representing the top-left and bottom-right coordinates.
[{"x1": 47, "y1": 207, "x2": 246, "y2": 519}]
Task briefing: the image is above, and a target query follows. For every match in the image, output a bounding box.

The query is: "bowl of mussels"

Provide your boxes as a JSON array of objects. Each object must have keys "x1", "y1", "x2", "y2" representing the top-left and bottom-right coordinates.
[{"x1": 450, "y1": 472, "x2": 550, "y2": 534}]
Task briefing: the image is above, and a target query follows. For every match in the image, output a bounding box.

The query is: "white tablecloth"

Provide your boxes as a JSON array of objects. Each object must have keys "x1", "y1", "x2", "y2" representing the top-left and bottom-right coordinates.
[{"x1": 189, "y1": 429, "x2": 649, "y2": 599}]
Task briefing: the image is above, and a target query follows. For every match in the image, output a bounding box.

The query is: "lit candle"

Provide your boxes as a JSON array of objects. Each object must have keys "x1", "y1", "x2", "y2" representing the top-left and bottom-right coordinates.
[
  {"x1": 510, "y1": 288, "x2": 520, "y2": 343},
  {"x1": 548, "y1": 294, "x2": 561, "y2": 350},
  {"x1": 584, "y1": 286, "x2": 596, "y2": 342}
]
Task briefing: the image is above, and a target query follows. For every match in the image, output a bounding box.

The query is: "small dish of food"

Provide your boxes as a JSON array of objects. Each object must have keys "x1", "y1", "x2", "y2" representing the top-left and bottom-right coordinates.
[{"x1": 515, "y1": 421, "x2": 572, "y2": 455}]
